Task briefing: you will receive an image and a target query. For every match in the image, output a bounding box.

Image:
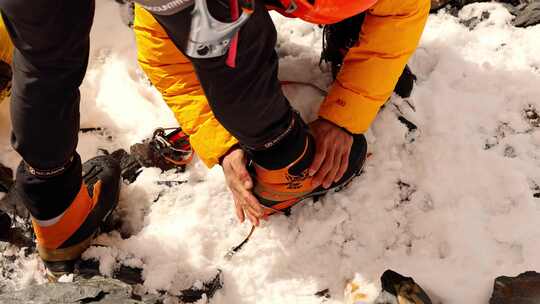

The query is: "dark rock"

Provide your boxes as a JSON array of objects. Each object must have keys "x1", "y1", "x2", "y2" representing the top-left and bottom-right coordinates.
[
  {"x1": 504, "y1": 145, "x2": 518, "y2": 158},
  {"x1": 394, "y1": 65, "x2": 417, "y2": 99},
  {"x1": 430, "y1": 0, "x2": 489, "y2": 13},
  {"x1": 178, "y1": 270, "x2": 223, "y2": 303},
  {"x1": 315, "y1": 288, "x2": 331, "y2": 299},
  {"x1": 524, "y1": 104, "x2": 540, "y2": 128},
  {"x1": 490, "y1": 271, "x2": 540, "y2": 304},
  {"x1": 76, "y1": 259, "x2": 144, "y2": 286},
  {"x1": 0, "y1": 185, "x2": 34, "y2": 248},
  {"x1": 461, "y1": 11, "x2": 491, "y2": 29},
  {"x1": 380, "y1": 269, "x2": 433, "y2": 304},
  {"x1": 0, "y1": 210, "x2": 11, "y2": 240},
  {"x1": 0, "y1": 162, "x2": 13, "y2": 193},
  {"x1": 0, "y1": 206, "x2": 33, "y2": 248},
  {"x1": 0, "y1": 277, "x2": 147, "y2": 304},
  {"x1": 431, "y1": 0, "x2": 453, "y2": 11},
  {"x1": 76, "y1": 257, "x2": 223, "y2": 303},
  {"x1": 0, "y1": 185, "x2": 33, "y2": 232},
  {"x1": 5, "y1": 227, "x2": 34, "y2": 248},
  {"x1": 397, "y1": 116, "x2": 418, "y2": 133},
  {"x1": 430, "y1": 0, "x2": 530, "y2": 14},
  {"x1": 513, "y1": 1, "x2": 540, "y2": 27}
]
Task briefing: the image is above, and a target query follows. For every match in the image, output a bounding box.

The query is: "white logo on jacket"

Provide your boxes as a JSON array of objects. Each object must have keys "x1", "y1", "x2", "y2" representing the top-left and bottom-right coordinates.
[{"x1": 135, "y1": 0, "x2": 193, "y2": 15}]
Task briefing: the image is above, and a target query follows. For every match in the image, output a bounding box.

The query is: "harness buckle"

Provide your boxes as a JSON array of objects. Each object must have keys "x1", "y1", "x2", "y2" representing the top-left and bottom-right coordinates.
[{"x1": 185, "y1": 0, "x2": 255, "y2": 58}]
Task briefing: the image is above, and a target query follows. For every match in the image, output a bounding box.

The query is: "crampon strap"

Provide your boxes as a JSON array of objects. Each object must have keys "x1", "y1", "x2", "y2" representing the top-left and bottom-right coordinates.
[{"x1": 152, "y1": 127, "x2": 194, "y2": 166}]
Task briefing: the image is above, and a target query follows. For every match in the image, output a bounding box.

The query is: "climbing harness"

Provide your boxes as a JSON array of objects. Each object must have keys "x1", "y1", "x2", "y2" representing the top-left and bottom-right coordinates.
[{"x1": 185, "y1": 0, "x2": 255, "y2": 59}]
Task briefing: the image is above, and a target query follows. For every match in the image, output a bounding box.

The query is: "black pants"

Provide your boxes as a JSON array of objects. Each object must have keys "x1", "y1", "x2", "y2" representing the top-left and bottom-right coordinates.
[
  {"x1": 152, "y1": 0, "x2": 301, "y2": 154},
  {"x1": 0, "y1": 0, "x2": 93, "y2": 220},
  {"x1": 0, "y1": 0, "x2": 303, "y2": 219}
]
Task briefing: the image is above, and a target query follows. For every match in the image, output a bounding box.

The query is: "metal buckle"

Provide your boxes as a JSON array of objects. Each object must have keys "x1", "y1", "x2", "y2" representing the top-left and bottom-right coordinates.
[
  {"x1": 185, "y1": 0, "x2": 255, "y2": 58},
  {"x1": 285, "y1": 0, "x2": 298, "y2": 14}
]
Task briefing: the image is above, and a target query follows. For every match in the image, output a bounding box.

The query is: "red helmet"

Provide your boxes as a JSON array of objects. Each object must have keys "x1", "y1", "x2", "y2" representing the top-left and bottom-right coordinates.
[{"x1": 277, "y1": 0, "x2": 378, "y2": 24}]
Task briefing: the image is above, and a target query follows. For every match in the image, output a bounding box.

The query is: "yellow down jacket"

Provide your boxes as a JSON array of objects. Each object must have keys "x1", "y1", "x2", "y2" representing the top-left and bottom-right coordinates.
[
  {"x1": 134, "y1": 0, "x2": 430, "y2": 167},
  {"x1": 0, "y1": 15, "x2": 12, "y2": 65},
  {"x1": 318, "y1": 0, "x2": 430, "y2": 134},
  {"x1": 134, "y1": 6, "x2": 239, "y2": 167},
  {"x1": 0, "y1": 14, "x2": 13, "y2": 104}
]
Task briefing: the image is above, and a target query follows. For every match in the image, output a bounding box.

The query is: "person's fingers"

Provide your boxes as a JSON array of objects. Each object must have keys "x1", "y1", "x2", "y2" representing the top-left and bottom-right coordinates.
[
  {"x1": 242, "y1": 190, "x2": 265, "y2": 217},
  {"x1": 223, "y1": 148, "x2": 263, "y2": 226},
  {"x1": 309, "y1": 139, "x2": 327, "y2": 177},
  {"x1": 243, "y1": 201, "x2": 261, "y2": 219},
  {"x1": 335, "y1": 136, "x2": 353, "y2": 182},
  {"x1": 232, "y1": 193, "x2": 245, "y2": 224},
  {"x1": 246, "y1": 209, "x2": 260, "y2": 226},
  {"x1": 236, "y1": 193, "x2": 260, "y2": 226},
  {"x1": 233, "y1": 188, "x2": 259, "y2": 226},
  {"x1": 313, "y1": 144, "x2": 335, "y2": 187},
  {"x1": 335, "y1": 146, "x2": 351, "y2": 182},
  {"x1": 323, "y1": 150, "x2": 341, "y2": 188}
]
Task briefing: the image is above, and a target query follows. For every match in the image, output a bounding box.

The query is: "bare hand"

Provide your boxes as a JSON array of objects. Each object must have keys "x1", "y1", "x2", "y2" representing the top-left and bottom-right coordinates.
[
  {"x1": 222, "y1": 148, "x2": 265, "y2": 226},
  {"x1": 308, "y1": 119, "x2": 353, "y2": 189}
]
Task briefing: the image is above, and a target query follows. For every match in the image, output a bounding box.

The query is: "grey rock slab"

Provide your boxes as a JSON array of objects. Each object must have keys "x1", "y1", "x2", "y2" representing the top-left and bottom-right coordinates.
[
  {"x1": 514, "y1": 1, "x2": 540, "y2": 27},
  {"x1": 0, "y1": 277, "x2": 147, "y2": 304}
]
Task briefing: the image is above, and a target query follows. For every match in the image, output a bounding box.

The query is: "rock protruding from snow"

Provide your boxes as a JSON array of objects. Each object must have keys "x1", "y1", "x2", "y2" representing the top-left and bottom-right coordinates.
[
  {"x1": 512, "y1": 1, "x2": 540, "y2": 27},
  {"x1": 490, "y1": 271, "x2": 540, "y2": 304},
  {"x1": 431, "y1": 0, "x2": 453, "y2": 11},
  {"x1": 0, "y1": 277, "x2": 149, "y2": 304},
  {"x1": 431, "y1": 0, "x2": 540, "y2": 28},
  {"x1": 380, "y1": 270, "x2": 433, "y2": 304},
  {"x1": 0, "y1": 162, "x2": 12, "y2": 193}
]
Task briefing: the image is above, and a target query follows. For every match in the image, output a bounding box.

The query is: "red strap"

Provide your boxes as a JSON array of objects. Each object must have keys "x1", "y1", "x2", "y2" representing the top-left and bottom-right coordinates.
[{"x1": 226, "y1": 0, "x2": 240, "y2": 68}]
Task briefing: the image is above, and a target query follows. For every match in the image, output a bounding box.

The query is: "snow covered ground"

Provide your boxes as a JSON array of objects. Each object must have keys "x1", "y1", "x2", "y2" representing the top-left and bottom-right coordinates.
[{"x1": 2, "y1": 1, "x2": 540, "y2": 303}]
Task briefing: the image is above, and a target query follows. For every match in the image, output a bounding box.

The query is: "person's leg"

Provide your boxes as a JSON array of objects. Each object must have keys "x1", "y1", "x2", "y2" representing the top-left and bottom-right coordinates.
[
  {"x1": 1, "y1": 0, "x2": 92, "y2": 218},
  {"x1": 0, "y1": 0, "x2": 120, "y2": 278}
]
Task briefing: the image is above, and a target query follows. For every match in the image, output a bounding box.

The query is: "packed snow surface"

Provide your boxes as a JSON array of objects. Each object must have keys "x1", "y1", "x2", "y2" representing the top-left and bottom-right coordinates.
[{"x1": 2, "y1": 1, "x2": 540, "y2": 303}]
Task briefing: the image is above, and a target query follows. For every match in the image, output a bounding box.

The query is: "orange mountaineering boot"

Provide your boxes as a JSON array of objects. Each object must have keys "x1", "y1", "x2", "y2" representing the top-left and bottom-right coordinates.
[
  {"x1": 253, "y1": 133, "x2": 367, "y2": 214},
  {"x1": 30, "y1": 155, "x2": 120, "y2": 280}
]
